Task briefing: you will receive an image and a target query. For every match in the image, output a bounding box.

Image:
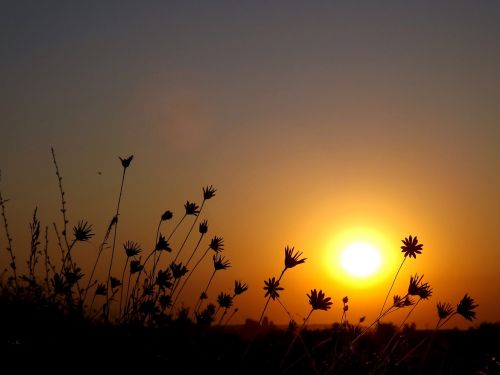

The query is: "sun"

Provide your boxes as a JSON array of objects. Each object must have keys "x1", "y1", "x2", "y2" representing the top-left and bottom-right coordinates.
[{"x1": 340, "y1": 242, "x2": 382, "y2": 277}]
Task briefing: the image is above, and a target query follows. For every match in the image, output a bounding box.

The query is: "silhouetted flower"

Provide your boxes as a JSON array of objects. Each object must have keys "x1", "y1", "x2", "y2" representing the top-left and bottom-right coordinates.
[
  {"x1": 52, "y1": 274, "x2": 68, "y2": 294},
  {"x1": 161, "y1": 210, "x2": 173, "y2": 221},
  {"x1": 130, "y1": 260, "x2": 143, "y2": 274},
  {"x1": 119, "y1": 155, "x2": 133, "y2": 168},
  {"x1": 437, "y1": 302, "x2": 454, "y2": 320},
  {"x1": 170, "y1": 262, "x2": 188, "y2": 279},
  {"x1": 200, "y1": 291, "x2": 208, "y2": 300},
  {"x1": 209, "y1": 236, "x2": 224, "y2": 252},
  {"x1": 159, "y1": 295, "x2": 172, "y2": 309},
  {"x1": 155, "y1": 234, "x2": 171, "y2": 252},
  {"x1": 199, "y1": 219, "x2": 208, "y2": 234},
  {"x1": 343, "y1": 296, "x2": 349, "y2": 304},
  {"x1": 156, "y1": 269, "x2": 173, "y2": 289},
  {"x1": 308, "y1": 289, "x2": 333, "y2": 311},
  {"x1": 456, "y1": 294, "x2": 478, "y2": 321},
  {"x1": 343, "y1": 304, "x2": 349, "y2": 312},
  {"x1": 196, "y1": 303, "x2": 216, "y2": 326},
  {"x1": 408, "y1": 274, "x2": 433, "y2": 300},
  {"x1": 401, "y1": 235, "x2": 423, "y2": 258},
  {"x1": 217, "y1": 292, "x2": 233, "y2": 309},
  {"x1": 393, "y1": 295, "x2": 414, "y2": 308},
  {"x1": 284, "y1": 246, "x2": 307, "y2": 269},
  {"x1": 123, "y1": 240, "x2": 141, "y2": 258},
  {"x1": 234, "y1": 280, "x2": 248, "y2": 295},
  {"x1": 184, "y1": 201, "x2": 200, "y2": 216},
  {"x1": 203, "y1": 185, "x2": 217, "y2": 200},
  {"x1": 95, "y1": 283, "x2": 107, "y2": 296},
  {"x1": 73, "y1": 220, "x2": 94, "y2": 242},
  {"x1": 64, "y1": 267, "x2": 84, "y2": 286},
  {"x1": 213, "y1": 254, "x2": 231, "y2": 271},
  {"x1": 110, "y1": 277, "x2": 121, "y2": 289},
  {"x1": 142, "y1": 283, "x2": 153, "y2": 296},
  {"x1": 264, "y1": 277, "x2": 283, "y2": 300}
]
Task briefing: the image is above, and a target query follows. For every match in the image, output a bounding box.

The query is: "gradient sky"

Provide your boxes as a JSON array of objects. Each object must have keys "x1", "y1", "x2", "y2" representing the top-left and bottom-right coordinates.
[{"x1": 1, "y1": 1, "x2": 499, "y2": 328}]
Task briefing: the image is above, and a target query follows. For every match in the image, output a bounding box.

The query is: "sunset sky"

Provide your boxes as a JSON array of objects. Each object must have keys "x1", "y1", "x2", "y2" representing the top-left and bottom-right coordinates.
[{"x1": 1, "y1": 1, "x2": 499, "y2": 328}]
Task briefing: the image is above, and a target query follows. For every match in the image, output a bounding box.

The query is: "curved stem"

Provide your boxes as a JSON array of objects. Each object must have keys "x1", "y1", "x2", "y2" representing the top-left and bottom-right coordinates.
[
  {"x1": 83, "y1": 220, "x2": 114, "y2": 302},
  {"x1": 105, "y1": 167, "x2": 127, "y2": 320},
  {"x1": 378, "y1": 257, "x2": 406, "y2": 321},
  {"x1": 194, "y1": 270, "x2": 216, "y2": 316},
  {"x1": 280, "y1": 309, "x2": 314, "y2": 369},
  {"x1": 170, "y1": 246, "x2": 210, "y2": 311},
  {"x1": 118, "y1": 258, "x2": 130, "y2": 316},
  {"x1": 185, "y1": 234, "x2": 205, "y2": 268},
  {"x1": 173, "y1": 200, "x2": 205, "y2": 264},
  {"x1": 383, "y1": 298, "x2": 421, "y2": 355}
]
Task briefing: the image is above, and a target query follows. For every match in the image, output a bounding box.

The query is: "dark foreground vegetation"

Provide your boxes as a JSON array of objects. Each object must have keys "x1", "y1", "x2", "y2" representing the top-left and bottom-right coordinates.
[
  {"x1": 1, "y1": 150, "x2": 498, "y2": 373},
  {"x1": 1, "y1": 291, "x2": 498, "y2": 374}
]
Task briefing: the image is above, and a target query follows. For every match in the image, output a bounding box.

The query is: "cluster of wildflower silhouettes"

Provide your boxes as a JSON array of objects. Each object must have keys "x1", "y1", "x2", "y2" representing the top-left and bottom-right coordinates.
[{"x1": 0, "y1": 150, "x2": 480, "y2": 373}]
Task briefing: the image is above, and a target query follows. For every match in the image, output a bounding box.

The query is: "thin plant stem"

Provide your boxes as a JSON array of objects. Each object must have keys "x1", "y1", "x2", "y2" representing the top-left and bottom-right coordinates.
[
  {"x1": 185, "y1": 233, "x2": 204, "y2": 268},
  {"x1": 119, "y1": 257, "x2": 130, "y2": 316},
  {"x1": 223, "y1": 308, "x2": 238, "y2": 327},
  {"x1": 378, "y1": 257, "x2": 406, "y2": 321},
  {"x1": 170, "y1": 246, "x2": 210, "y2": 311},
  {"x1": 194, "y1": 269, "x2": 216, "y2": 315},
  {"x1": 280, "y1": 309, "x2": 314, "y2": 369},
  {"x1": 43, "y1": 226, "x2": 52, "y2": 291},
  {"x1": 383, "y1": 298, "x2": 421, "y2": 355},
  {"x1": 51, "y1": 148, "x2": 70, "y2": 250},
  {"x1": 150, "y1": 213, "x2": 187, "y2": 273},
  {"x1": 172, "y1": 200, "x2": 205, "y2": 263},
  {"x1": 105, "y1": 166, "x2": 127, "y2": 320},
  {"x1": 83, "y1": 219, "x2": 114, "y2": 302},
  {"x1": 0, "y1": 185, "x2": 18, "y2": 289}
]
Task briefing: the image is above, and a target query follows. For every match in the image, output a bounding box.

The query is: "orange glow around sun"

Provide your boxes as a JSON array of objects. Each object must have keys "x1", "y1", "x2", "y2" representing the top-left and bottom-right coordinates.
[{"x1": 324, "y1": 227, "x2": 397, "y2": 289}]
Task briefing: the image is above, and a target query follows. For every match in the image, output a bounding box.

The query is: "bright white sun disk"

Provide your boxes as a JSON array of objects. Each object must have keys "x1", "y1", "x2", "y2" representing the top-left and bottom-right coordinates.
[{"x1": 340, "y1": 242, "x2": 382, "y2": 277}]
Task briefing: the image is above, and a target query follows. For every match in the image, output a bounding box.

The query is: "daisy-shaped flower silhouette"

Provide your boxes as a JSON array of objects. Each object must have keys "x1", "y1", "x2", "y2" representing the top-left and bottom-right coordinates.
[
  {"x1": 155, "y1": 234, "x2": 171, "y2": 252},
  {"x1": 307, "y1": 289, "x2": 333, "y2": 311},
  {"x1": 209, "y1": 236, "x2": 224, "y2": 252},
  {"x1": 73, "y1": 220, "x2": 94, "y2": 242},
  {"x1": 156, "y1": 269, "x2": 173, "y2": 290},
  {"x1": 199, "y1": 219, "x2": 208, "y2": 234},
  {"x1": 408, "y1": 274, "x2": 432, "y2": 299},
  {"x1": 123, "y1": 241, "x2": 141, "y2": 258},
  {"x1": 119, "y1": 155, "x2": 133, "y2": 169},
  {"x1": 456, "y1": 294, "x2": 478, "y2": 321},
  {"x1": 184, "y1": 201, "x2": 200, "y2": 216},
  {"x1": 213, "y1": 254, "x2": 231, "y2": 271},
  {"x1": 110, "y1": 277, "x2": 121, "y2": 289},
  {"x1": 217, "y1": 292, "x2": 233, "y2": 309},
  {"x1": 284, "y1": 246, "x2": 307, "y2": 269},
  {"x1": 437, "y1": 302, "x2": 454, "y2": 320},
  {"x1": 401, "y1": 235, "x2": 423, "y2": 258},
  {"x1": 95, "y1": 283, "x2": 107, "y2": 296},
  {"x1": 393, "y1": 294, "x2": 414, "y2": 308},
  {"x1": 203, "y1": 185, "x2": 217, "y2": 200},
  {"x1": 264, "y1": 277, "x2": 283, "y2": 300},
  {"x1": 234, "y1": 280, "x2": 248, "y2": 295},
  {"x1": 170, "y1": 262, "x2": 188, "y2": 279},
  {"x1": 159, "y1": 295, "x2": 172, "y2": 309},
  {"x1": 130, "y1": 260, "x2": 143, "y2": 274}
]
